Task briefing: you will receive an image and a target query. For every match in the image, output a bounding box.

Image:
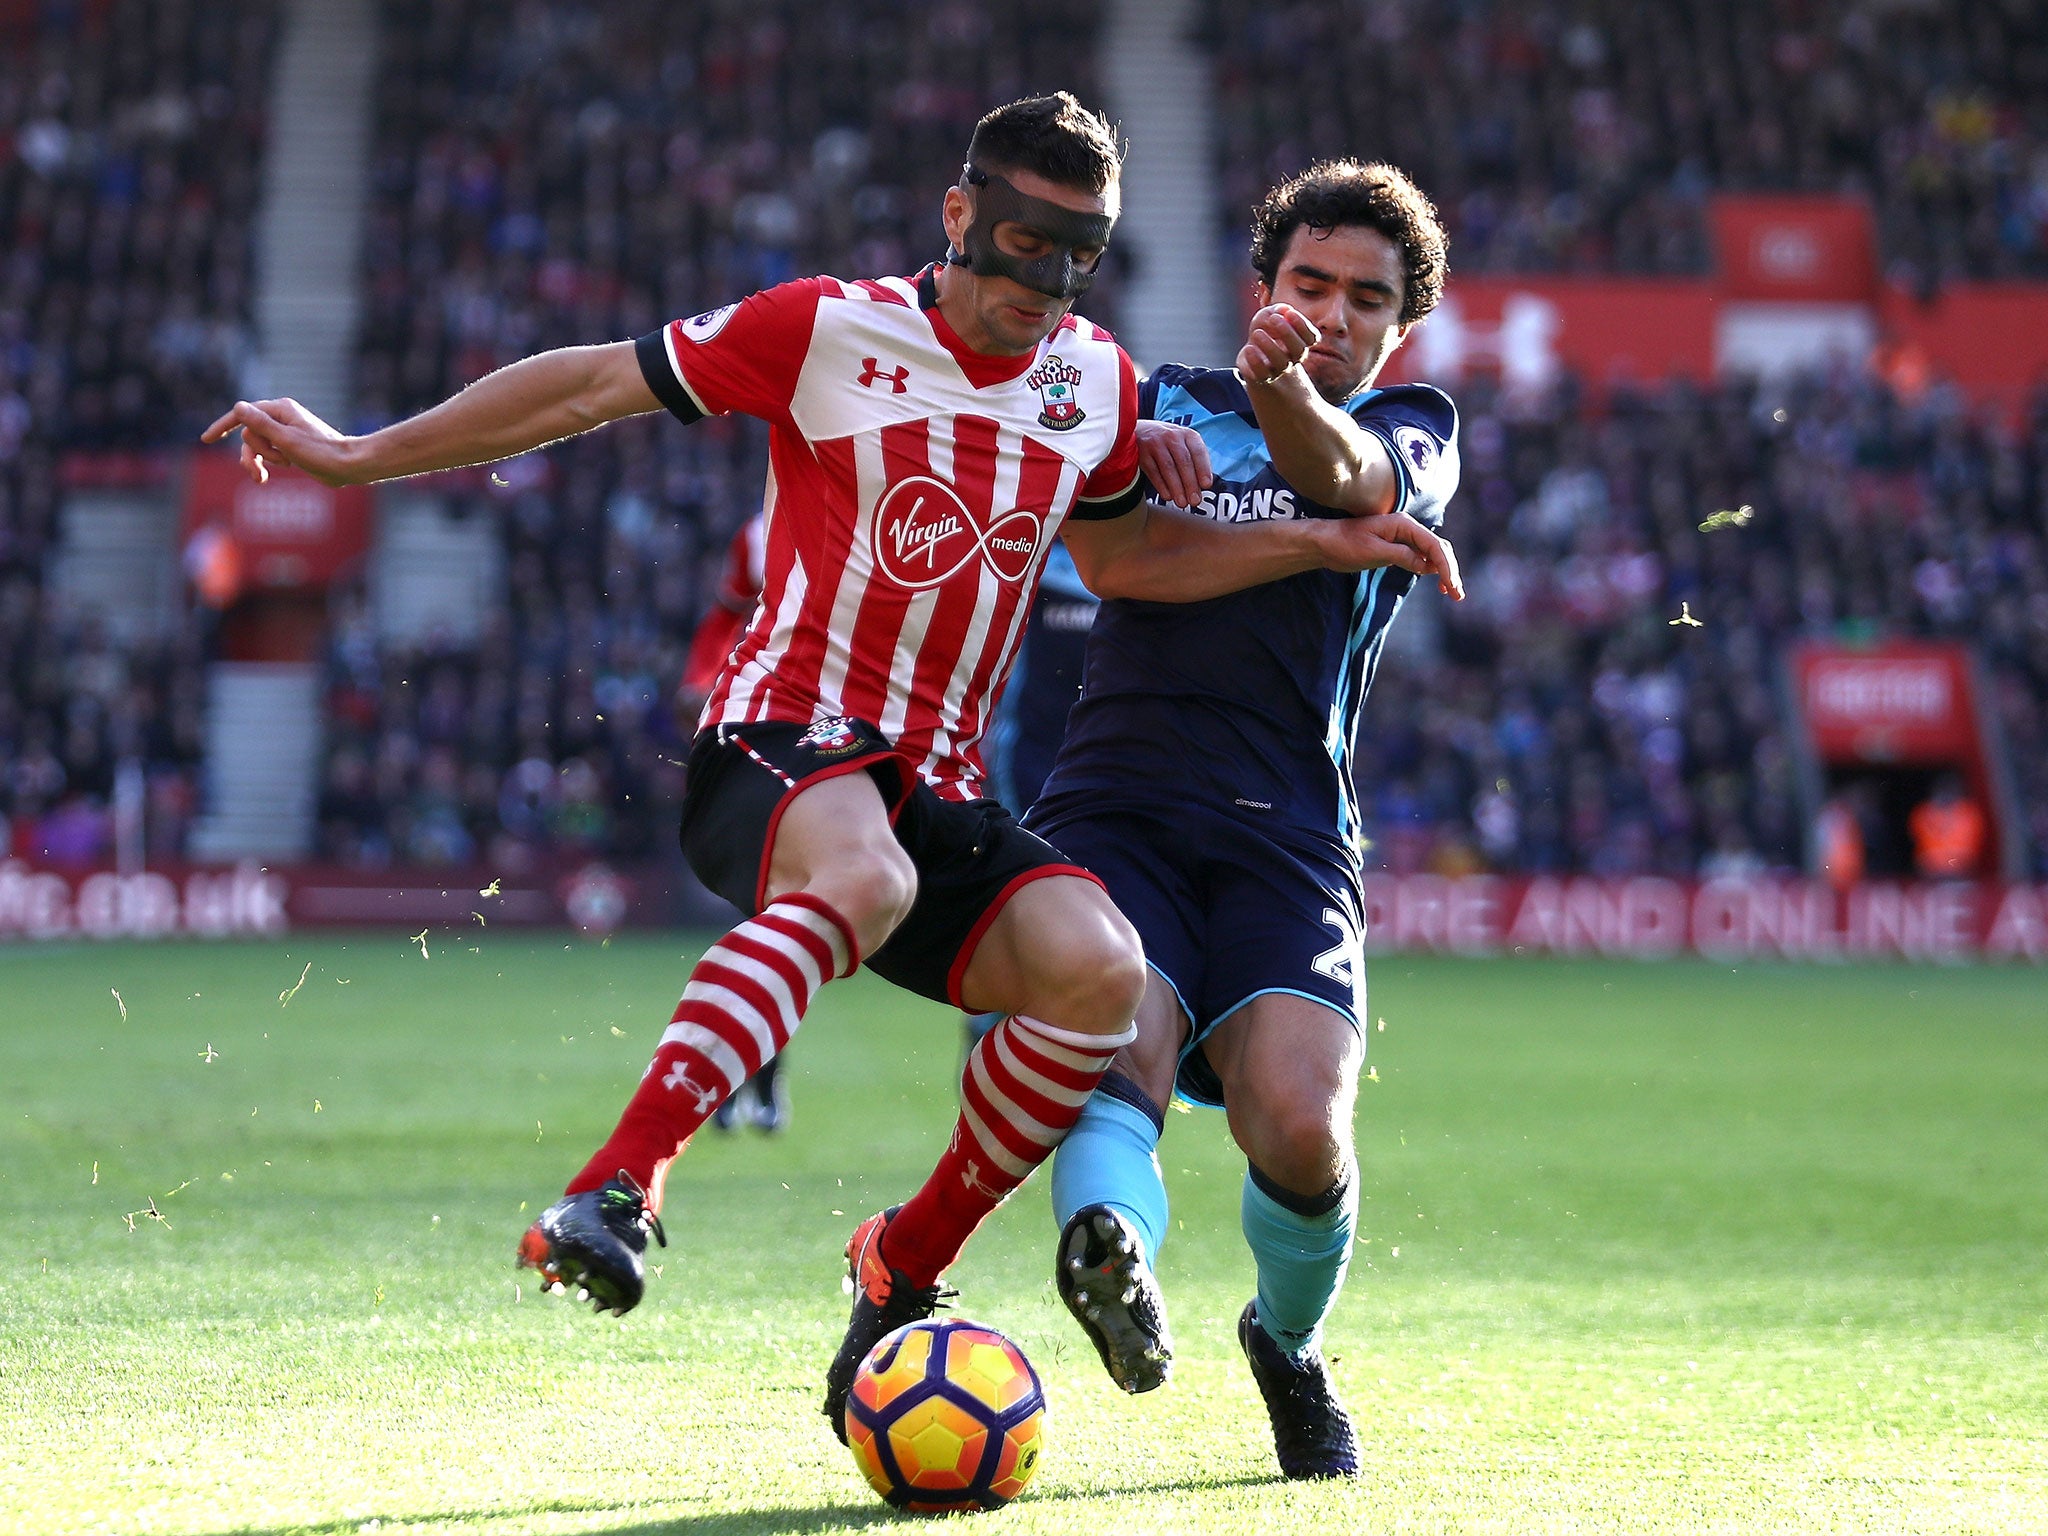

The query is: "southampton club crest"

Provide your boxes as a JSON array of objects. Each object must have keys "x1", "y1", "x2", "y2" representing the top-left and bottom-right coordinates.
[
  {"x1": 797, "y1": 716, "x2": 864, "y2": 756},
  {"x1": 1027, "y1": 353, "x2": 1085, "y2": 430}
]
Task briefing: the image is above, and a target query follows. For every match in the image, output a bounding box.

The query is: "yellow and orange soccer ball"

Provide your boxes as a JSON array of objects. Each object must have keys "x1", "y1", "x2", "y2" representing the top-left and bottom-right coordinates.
[{"x1": 844, "y1": 1318, "x2": 1047, "y2": 1513}]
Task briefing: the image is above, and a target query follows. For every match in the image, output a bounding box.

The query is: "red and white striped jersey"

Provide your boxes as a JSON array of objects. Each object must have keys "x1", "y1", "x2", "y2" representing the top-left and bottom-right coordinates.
[{"x1": 636, "y1": 267, "x2": 1141, "y2": 801}]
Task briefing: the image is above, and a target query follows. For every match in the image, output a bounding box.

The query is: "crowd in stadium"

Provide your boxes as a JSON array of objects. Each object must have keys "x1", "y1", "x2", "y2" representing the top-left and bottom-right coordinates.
[
  {"x1": 3, "y1": 0, "x2": 2045, "y2": 880},
  {"x1": 314, "y1": 0, "x2": 1119, "y2": 872},
  {"x1": 304, "y1": 364, "x2": 2048, "y2": 882},
  {"x1": 1207, "y1": 0, "x2": 2048, "y2": 282},
  {"x1": 1359, "y1": 368, "x2": 2048, "y2": 878},
  {"x1": 353, "y1": 0, "x2": 1124, "y2": 429},
  {"x1": 0, "y1": 0, "x2": 270, "y2": 868}
]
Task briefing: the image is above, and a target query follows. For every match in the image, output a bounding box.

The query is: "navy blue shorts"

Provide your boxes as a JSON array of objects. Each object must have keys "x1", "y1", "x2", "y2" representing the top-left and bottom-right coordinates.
[{"x1": 1027, "y1": 792, "x2": 1366, "y2": 1108}]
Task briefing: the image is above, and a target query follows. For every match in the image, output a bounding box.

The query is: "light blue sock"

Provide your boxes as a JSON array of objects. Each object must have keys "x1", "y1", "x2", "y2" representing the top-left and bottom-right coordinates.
[
  {"x1": 1240, "y1": 1163, "x2": 1357, "y2": 1356},
  {"x1": 962, "y1": 1010, "x2": 1002, "y2": 1048},
  {"x1": 1050, "y1": 1091, "x2": 1169, "y2": 1261}
]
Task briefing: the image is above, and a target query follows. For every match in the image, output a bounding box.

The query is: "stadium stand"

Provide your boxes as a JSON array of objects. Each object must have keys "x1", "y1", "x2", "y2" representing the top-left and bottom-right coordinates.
[
  {"x1": 1199, "y1": 0, "x2": 2048, "y2": 879},
  {"x1": 3, "y1": 0, "x2": 2043, "y2": 884},
  {"x1": 1357, "y1": 370, "x2": 2048, "y2": 880},
  {"x1": 0, "y1": 0, "x2": 274, "y2": 867},
  {"x1": 319, "y1": 0, "x2": 1118, "y2": 869},
  {"x1": 1203, "y1": 0, "x2": 2048, "y2": 282}
]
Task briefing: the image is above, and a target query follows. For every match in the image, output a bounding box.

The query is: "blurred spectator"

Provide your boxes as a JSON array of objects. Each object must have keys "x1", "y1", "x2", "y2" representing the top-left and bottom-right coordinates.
[
  {"x1": 1909, "y1": 773, "x2": 1988, "y2": 879},
  {"x1": 1203, "y1": 0, "x2": 2048, "y2": 282},
  {"x1": 0, "y1": 1, "x2": 274, "y2": 863},
  {"x1": 1817, "y1": 792, "x2": 1868, "y2": 892},
  {"x1": 680, "y1": 513, "x2": 765, "y2": 720}
]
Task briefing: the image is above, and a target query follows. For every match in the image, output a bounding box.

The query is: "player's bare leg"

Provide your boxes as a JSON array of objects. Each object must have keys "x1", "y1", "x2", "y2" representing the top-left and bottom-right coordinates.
[
  {"x1": 825, "y1": 876, "x2": 1144, "y2": 1438},
  {"x1": 757, "y1": 771, "x2": 919, "y2": 952},
  {"x1": 953, "y1": 874, "x2": 1147, "y2": 1026},
  {"x1": 923, "y1": 874, "x2": 1151, "y2": 1278},
  {"x1": 1048, "y1": 968, "x2": 1184, "y2": 1391},
  {"x1": 1205, "y1": 993, "x2": 1364, "y2": 1478},
  {"x1": 1207, "y1": 993, "x2": 1360, "y2": 1194},
  {"x1": 522, "y1": 773, "x2": 910, "y2": 1314}
]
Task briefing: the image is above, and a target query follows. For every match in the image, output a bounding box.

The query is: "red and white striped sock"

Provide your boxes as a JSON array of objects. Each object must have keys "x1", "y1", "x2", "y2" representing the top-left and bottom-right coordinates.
[
  {"x1": 565, "y1": 893, "x2": 856, "y2": 1206},
  {"x1": 882, "y1": 1013, "x2": 1136, "y2": 1287}
]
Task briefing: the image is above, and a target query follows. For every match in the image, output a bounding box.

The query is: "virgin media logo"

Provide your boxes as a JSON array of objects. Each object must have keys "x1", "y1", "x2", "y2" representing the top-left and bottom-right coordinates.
[{"x1": 872, "y1": 475, "x2": 1041, "y2": 589}]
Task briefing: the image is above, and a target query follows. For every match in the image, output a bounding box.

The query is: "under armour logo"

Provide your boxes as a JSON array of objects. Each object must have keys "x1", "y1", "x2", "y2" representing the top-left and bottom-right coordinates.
[
  {"x1": 663, "y1": 1061, "x2": 720, "y2": 1115},
  {"x1": 858, "y1": 356, "x2": 910, "y2": 392},
  {"x1": 960, "y1": 1159, "x2": 1007, "y2": 1201}
]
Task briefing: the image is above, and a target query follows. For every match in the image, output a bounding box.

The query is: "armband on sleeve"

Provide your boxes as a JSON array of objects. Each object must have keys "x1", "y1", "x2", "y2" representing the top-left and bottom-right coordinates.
[{"x1": 636, "y1": 330, "x2": 706, "y2": 425}]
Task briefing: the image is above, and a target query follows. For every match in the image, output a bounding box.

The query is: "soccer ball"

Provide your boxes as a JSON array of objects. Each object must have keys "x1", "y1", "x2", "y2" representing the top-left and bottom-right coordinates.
[{"x1": 844, "y1": 1317, "x2": 1047, "y2": 1513}]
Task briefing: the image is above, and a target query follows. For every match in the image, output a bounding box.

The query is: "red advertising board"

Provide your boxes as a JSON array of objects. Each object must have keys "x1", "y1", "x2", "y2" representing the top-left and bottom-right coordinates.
[
  {"x1": 1370, "y1": 276, "x2": 2048, "y2": 413},
  {"x1": 183, "y1": 454, "x2": 373, "y2": 595},
  {"x1": 1880, "y1": 283, "x2": 2048, "y2": 402},
  {"x1": 1708, "y1": 195, "x2": 1878, "y2": 302},
  {"x1": 1377, "y1": 277, "x2": 1721, "y2": 393},
  {"x1": 5, "y1": 859, "x2": 2042, "y2": 963},
  {"x1": 1792, "y1": 642, "x2": 1981, "y2": 765},
  {"x1": 1358, "y1": 872, "x2": 2048, "y2": 963},
  {"x1": 0, "y1": 858, "x2": 712, "y2": 941},
  {"x1": 1789, "y1": 640, "x2": 2012, "y2": 877}
]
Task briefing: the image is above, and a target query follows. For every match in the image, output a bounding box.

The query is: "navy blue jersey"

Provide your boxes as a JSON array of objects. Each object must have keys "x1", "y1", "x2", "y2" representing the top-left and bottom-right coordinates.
[
  {"x1": 1037, "y1": 365, "x2": 1459, "y2": 862},
  {"x1": 982, "y1": 541, "x2": 1099, "y2": 813}
]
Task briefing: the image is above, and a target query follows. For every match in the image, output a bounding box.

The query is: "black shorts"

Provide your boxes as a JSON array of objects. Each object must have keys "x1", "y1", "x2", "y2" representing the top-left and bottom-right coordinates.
[{"x1": 678, "y1": 717, "x2": 1100, "y2": 1007}]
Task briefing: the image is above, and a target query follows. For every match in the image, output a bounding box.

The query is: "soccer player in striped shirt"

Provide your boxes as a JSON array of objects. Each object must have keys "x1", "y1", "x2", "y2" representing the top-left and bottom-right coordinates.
[{"x1": 202, "y1": 97, "x2": 1457, "y2": 1445}]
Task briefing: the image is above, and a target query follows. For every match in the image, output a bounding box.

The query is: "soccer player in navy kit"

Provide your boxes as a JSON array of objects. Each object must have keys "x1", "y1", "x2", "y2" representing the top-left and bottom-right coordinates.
[{"x1": 1028, "y1": 160, "x2": 1463, "y2": 1479}]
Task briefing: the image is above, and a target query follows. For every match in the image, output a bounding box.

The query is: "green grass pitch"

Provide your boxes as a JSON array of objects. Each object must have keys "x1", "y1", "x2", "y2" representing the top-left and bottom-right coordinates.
[{"x1": 2, "y1": 935, "x2": 2044, "y2": 1534}]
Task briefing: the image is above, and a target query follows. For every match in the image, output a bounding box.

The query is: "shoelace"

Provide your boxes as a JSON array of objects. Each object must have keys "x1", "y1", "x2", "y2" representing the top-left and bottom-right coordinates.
[
  {"x1": 879, "y1": 1280, "x2": 958, "y2": 1324},
  {"x1": 606, "y1": 1168, "x2": 668, "y2": 1248}
]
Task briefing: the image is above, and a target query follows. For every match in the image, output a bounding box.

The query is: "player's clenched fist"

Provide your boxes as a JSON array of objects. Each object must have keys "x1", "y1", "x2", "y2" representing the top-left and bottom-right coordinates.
[
  {"x1": 201, "y1": 397, "x2": 361, "y2": 487},
  {"x1": 1236, "y1": 303, "x2": 1321, "y2": 386}
]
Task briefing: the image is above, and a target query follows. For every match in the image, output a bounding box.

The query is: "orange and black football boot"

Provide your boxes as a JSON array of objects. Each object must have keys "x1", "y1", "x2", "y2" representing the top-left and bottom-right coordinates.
[{"x1": 821, "y1": 1206, "x2": 954, "y2": 1443}]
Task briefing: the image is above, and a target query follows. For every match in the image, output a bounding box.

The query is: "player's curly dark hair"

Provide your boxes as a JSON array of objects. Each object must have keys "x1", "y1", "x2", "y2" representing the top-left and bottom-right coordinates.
[
  {"x1": 966, "y1": 92, "x2": 1124, "y2": 195},
  {"x1": 1250, "y1": 160, "x2": 1447, "y2": 324}
]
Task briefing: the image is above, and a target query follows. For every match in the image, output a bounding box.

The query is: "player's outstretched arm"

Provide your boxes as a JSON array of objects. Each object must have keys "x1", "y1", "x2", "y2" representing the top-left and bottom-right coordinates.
[
  {"x1": 1238, "y1": 304, "x2": 1400, "y2": 517},
  {"x1": 199, "y1": 341, "x2": 661, "y2": 487},
  {"x1": 1063, "y1": 499, "x2": 1460, "y2": 604}
]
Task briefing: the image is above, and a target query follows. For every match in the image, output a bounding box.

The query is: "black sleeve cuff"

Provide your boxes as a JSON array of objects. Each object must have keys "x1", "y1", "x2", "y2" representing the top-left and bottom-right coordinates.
[
  {"x1": 1067, "y1": 475, "x2": 1144, "y2": 522},
  {"x1": 636, "y1": 329, "x2": 706, "y2": 424}
]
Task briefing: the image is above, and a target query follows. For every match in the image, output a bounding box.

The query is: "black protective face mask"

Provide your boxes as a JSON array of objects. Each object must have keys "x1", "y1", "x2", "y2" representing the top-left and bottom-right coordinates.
[{"x1": 945, "y1": 165, "x2": 1116, "y2": 300}]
